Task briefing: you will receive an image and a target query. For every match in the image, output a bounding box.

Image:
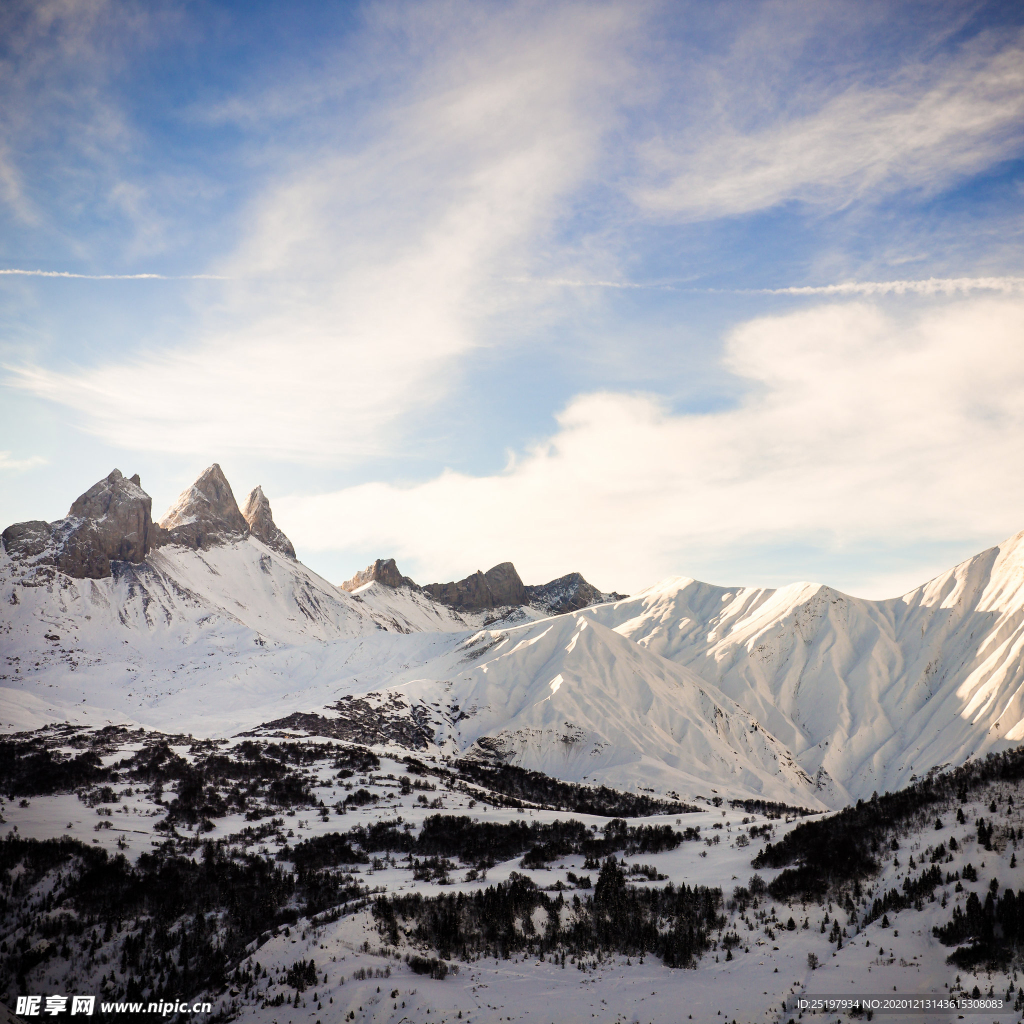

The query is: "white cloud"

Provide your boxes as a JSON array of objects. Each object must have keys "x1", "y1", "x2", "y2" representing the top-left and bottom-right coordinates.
[
  {"x1": 635, "y1": 34, "x2": 1024, "y2": 219},
  {"x1": 0, "y1": 450, "x2": 46, "y2": 471},
  {"x1": 4, "y1": 2, "x2": 639, "y2": 463},
  {"x1": 276, "y1": 296, "x2": 1024, "y2": 596}
]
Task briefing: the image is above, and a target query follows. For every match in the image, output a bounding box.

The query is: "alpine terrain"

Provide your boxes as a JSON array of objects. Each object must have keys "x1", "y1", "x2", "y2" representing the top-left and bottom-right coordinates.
[{"x1": 3, "y1": 464, "x2": 1024, "y2": 1023}]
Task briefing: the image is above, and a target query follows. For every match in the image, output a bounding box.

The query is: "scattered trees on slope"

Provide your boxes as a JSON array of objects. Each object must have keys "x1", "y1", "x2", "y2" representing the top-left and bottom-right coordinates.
[{"x1": 371, "y1": 858, "x2": 722, "y2": 968}]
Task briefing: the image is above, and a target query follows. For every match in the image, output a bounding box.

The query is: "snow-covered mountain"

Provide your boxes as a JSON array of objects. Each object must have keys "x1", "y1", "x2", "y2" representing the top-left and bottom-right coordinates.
[
  {"x1": 408, "y1": 612, "x2": 819, "y2": 803},
  {"x1": 4, "y1": 462, "x2": 1024, "y2": 809},
  {"x1": 242, "y1": 611, "x2": 823, "y2": 806},
  {"x1": 584, "y1": 531, "x2": 1024, "y2": 801}
]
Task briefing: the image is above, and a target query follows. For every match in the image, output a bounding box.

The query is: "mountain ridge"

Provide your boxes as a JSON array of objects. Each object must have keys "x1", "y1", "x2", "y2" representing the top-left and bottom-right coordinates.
[{"x1": 3, "y1": 461, "x2": 1024, "y2": 808}]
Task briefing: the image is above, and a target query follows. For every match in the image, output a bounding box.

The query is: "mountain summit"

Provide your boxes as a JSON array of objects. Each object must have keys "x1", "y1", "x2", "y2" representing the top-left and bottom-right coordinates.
[
  {"x1": 157, "y1": 463, "x2": 250, "y2": 549},
  {"x1": 1, "y1": 463, "x2": 300, "y2": 579},
  {"x1": 342, "y1": 556, "x2": 619, "y2": 617},
  {"x1": 422, "y1": 561, "x2": 528, "y2": 610},
  {"x1": 340, "y1": 557, "x2": 418, "y2": 592},
  {"x1": 241, "y1": 485, "x2": 296, "y2": 559},
  {"x1": 526, "y1": 571, "x2": 622, "y2": 614},
  {"x1": 1, "y1": 469, "x2": 155, "y2": 579}
]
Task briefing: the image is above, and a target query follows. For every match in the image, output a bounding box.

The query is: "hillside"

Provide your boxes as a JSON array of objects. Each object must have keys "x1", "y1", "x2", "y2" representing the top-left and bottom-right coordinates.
[{"x1": 586, "y1": 531, "x2": 1024, "y2": 801}]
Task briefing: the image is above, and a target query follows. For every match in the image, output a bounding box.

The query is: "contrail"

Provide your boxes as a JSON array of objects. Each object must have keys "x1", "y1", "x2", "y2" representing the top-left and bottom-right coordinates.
[
  {"x1": 751, "y1": 276, "x2": 1024, "y2": 296},
  {"x1": 0, "y1": 269, "x2": 228, "y2": 280},
  {"x1": 509, "y1": 274, "x2": 1024, "y2": 295}
]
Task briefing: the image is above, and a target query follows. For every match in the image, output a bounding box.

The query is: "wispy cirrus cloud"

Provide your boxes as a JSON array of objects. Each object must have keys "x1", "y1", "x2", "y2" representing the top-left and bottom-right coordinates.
[
  {"x1": 0, "y1": 268, "x2": 227, "y2": 279},
  {"x1": 635, "y1": 32, "x2": 1024, "y2": 219},
  {"x1": 5, "y1": 2, "x2": 643, "y2": 463},
  {"x1": 753, "y1": 277, "x2": 1024, "y2": 297},
  {"x1": 510, "y1": 275, "x2": 1024, "y2": 296}
]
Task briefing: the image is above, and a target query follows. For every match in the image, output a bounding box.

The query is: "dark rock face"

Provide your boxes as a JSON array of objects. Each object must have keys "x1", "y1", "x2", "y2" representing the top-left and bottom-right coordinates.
[
  {"x1": 1, "y1": 469, "x2": 156, "y2": 579},
  {"x1": 245, "y1": 694, "x2": 437, "y2": 750},
  {"x1": 241, "y1": 485, "x2": 296, "y2": 559},
  {"x1": 526, "y1": 571, "x2": 606, "y2": 615},
  {"x1": 340, "y1": 557, "x2": 419, "y2": 592},
  {"x1": 422, "y1": 561, "x2": 528, "y2": 611},
  {"x1": 2, "y1": 463, "x2": 306, "y2": 581},
  {"x1": 1, "y1": 520, "x2": 53, "y2": 563},
  {"x1": 155, "y1": 464, "x2": 249, "y2": 550},
  {"x1": 60, "y1": 470, "x2": 155, "y2": 576}
]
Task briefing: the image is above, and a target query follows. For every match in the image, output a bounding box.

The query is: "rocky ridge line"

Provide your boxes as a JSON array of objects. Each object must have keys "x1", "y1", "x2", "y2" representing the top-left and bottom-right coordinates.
[
  {"x1": 340, "y1": 557, "x2": 419, "y2": 592},
  {"x1": 2, "y1": 463, "x2": 298, "y2": 579},
  {"x1": 341, "y1": 557, "x2": 623, "y2": 615}
]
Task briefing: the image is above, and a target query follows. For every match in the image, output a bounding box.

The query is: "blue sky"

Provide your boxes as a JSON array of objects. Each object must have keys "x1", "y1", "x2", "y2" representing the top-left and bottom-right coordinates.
[{"x1": 2, "y1": 0, "x2": 1024, "y2": 597}]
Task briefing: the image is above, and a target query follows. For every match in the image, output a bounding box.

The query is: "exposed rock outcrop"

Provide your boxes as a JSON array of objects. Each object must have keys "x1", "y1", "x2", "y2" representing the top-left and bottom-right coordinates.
[
  {"x1": 155, "y1": 463, "x2": 249, "y2": 550},
  {"x1": 340, "y1": 557, "x2": 419, "y2": 592},
  {"x1": 422, "y1": 561, "x2": 528, "y2": 611},
  {"x1": 242, "y1": 485, "x2": 296, "y2": 559},
  {"x1": 1, "y1": 469, "x2": 155, "y2": 579},
  {"x1": 353, "y1": 556, "x2": 620, "y2": 615},
  {"x1": 526, "y1": 571, "x2": 608, "y2": 615},
  {"x1": 2, "y1": 463, "x2": 301, "y2": 580}
]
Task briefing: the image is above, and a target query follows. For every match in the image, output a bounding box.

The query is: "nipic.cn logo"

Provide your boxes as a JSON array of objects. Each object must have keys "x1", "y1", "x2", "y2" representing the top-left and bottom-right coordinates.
[
  {"x1": 15, "y1": 995, "x2": 213, "y2": 1016},
  {"x1": 16, "y1": 996, "x2": 93, "y2": 1016}
]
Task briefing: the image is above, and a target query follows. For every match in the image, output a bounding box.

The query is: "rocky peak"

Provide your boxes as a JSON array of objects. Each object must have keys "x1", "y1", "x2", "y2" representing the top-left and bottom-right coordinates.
[
  {"x1": 526, "y1": 571, "x2": 611, "y2": 615},
  {"x1": 340, "y1": 557, "x2": 419, "y2": 592},
  {"x1": 156, "y1": 463, "x2": 249, "y2": 550},
  {"x1": 1, "y1": 468, "x2": 155, "y2": 579},
  {"x1": 422, "y1": 561, "x2": 528, "y2": 610},
  {"x1": 242, "y1": 485, "x2": 296, "y2": 559}
]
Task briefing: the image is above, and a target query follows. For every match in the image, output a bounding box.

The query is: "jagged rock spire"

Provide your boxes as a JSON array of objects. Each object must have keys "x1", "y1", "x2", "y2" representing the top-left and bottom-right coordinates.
[
  {"x1": 157, "y1": 463, "x2": 249, "y2": 550},
  {"x1": 242, "y1": 485, "x2": 296, "y2": 559}
]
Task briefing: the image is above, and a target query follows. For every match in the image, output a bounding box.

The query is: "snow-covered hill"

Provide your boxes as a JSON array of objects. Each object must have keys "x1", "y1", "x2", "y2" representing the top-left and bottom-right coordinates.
[
  {"x1": 585, "y1": 529, "x2": 1024, "y2": 802},
  {"x1": 0, "y1": 547, "x2": 823, "y2": 804}
]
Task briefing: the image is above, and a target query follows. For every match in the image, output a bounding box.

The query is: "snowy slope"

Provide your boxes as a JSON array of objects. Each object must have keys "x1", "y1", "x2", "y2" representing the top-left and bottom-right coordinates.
[
  {"x1": 392, "y1": 611, "x2": 825, "y2": 805},
  {"x1": 0, "y1": 535, "x2": 412, "y2": 734},
  {"x1": 1, "y1": 534, "x2": 386, "y2": 649},
  {"x1": 0, "y1": 530, "x2": 825, "y2": 804},
  {"x1": 585, "y1": 529, "x2": 1024, "y2": 801},
  {"x1": 148, "y1": 537, "x2": 393, "y2": 643}
]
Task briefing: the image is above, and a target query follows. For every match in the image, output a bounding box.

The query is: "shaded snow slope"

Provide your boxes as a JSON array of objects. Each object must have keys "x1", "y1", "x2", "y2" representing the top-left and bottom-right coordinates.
[
  {"x1": 585, "y1": 529, "x2": 1024, "y2": 801},
  {"x1": 2, "y1": 534, "x2": 387, "y2": 648},
  {"x1": 394, "y1": 611, "x2": 825, "y2": 806}
]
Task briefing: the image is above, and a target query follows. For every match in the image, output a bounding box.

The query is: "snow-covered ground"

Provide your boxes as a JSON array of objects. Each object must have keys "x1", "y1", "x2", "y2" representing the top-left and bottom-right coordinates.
[{"x1": 3, "y1": 732, "x2": 1021, "y2": 1024}]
